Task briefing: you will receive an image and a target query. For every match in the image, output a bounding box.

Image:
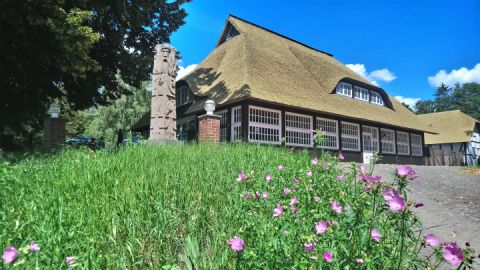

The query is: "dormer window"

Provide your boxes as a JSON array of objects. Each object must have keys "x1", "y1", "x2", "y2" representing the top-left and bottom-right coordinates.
[
  {"x1": 176, "y1": 86, "x2": 193, "y2": 106},
  {"x1": 354, "y1": 86, "x2": 369, "y2": 101},
  {"x1": 225, "y1": 25, "x2": 239, "y2": 41},
  {"x1": 370, "y1": 91, "x2": 384, "y2": 105},
  {"x1": 336, "y1": 82, "x2": 352, "y2": 97}
]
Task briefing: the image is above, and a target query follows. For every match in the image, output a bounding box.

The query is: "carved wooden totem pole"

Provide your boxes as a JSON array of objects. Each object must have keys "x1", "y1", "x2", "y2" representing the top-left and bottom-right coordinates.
[{"x1": 149, "y1": 44, "x2": 177, "y2": 141}]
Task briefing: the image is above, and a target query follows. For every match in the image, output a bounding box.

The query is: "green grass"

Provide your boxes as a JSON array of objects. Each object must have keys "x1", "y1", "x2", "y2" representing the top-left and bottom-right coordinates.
[
  {"x1": 0, "y1": 143, "x2": 314, "y2": 268},
  {"x1": 1, "y1": 143, "x2": 473, "y2": 269}
]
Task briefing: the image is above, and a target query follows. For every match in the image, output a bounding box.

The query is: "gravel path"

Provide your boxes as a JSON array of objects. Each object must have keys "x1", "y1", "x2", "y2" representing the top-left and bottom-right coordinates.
[{"x1": 371, "y1": 164, "x2": 480, "y2": 268}]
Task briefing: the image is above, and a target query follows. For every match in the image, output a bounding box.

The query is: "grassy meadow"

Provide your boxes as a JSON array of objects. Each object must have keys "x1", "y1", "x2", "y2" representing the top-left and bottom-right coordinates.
[{"x1": 0, "y1": 143, "x2": 474, "y2": 269}]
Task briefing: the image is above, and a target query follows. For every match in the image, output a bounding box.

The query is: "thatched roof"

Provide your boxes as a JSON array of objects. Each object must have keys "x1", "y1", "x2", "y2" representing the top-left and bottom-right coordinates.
[
  {"x1": 176, "y1": 15, "x2": 430, "y2": 132},
  {"x1": 418, "y1": 110, "x2": 479, "y2": 144}
]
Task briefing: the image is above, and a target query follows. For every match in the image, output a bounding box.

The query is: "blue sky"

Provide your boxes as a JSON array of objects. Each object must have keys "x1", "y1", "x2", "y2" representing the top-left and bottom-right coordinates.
[{"x1": 171, "y1": 0, "x2": 480, "y2": 107}]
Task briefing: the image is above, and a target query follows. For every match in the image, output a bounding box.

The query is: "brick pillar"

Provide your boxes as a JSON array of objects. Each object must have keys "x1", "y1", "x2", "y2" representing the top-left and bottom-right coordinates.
[
  {"x1": 198, "y1": 114, "x2": 221, "y2": 143},
  {"x1": 43, "y1": 117, "x2": 66, "y2": 151}
]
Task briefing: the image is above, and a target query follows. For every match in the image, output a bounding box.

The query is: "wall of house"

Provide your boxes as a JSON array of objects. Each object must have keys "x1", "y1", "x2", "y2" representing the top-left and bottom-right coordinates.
[
  {"x1": 467, "y1": 131, "x2": 480, "y2": 166},
  {"x1": 199, "y1": 99, "x2": 426, "y2": 165}
]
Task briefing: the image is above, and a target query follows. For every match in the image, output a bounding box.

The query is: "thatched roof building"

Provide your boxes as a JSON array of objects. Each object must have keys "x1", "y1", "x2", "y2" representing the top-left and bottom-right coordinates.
[{"x1": 133, "y1": 15, "x2": 432, "y2": 164}]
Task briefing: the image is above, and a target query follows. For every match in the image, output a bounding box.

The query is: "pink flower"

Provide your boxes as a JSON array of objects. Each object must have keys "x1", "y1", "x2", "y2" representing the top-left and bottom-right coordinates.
[
  {"x1": 292, "y1": 178, "x2": 298, "y2": 183},
  {"x1": 359, "y1": 165, "x2": 366, "y2": 175},
  {"x1": 356, "y1": 258, "x2": 364, "y2": 264},
  {"x1": 245, "y1": 193, "x2": 251, "y2": 200},
  {"x1": 283, "y1": 188, "x2": 291, "y2": 195},
  {"x1": 29, "y1": 241, "x2": 40, "y2": 252},
  {"x1": 66, "y1": 256, "x2": 77, "y2": 268},
  {"x1": 292, "y1": 185, "x2": 297, "y2": 191},
  {"x1": 312, "y1": 157, "x2": 319, "y2": 165},
  {"x1": 331, "y1": 200, "x2": 342, "y2": 213},
  {"x1": 315, "y1": 221, "x2": 328, "y2": 235},
  {"x1": 262, "y1": 192, "x2": 269, "y2": 198},
  {"x1": 323, "y1": 252, "x2": 333, "y2": 263},
  {"x1": 228, "y1": 236, "x2": 245, "y2": 252},
  {"x1": 364, "y1": 184, "x2": 372, "y2": 191},
  {"x1": 371, "y1": 228, "x2": 381, "y2": 242},
  {"x1": 336, "y1": 174, "x2": 345, "y2": 181},
  {"x1": 382, "y1": 188, "x2": 405, "y2": 212},
  {"x1": 2, "y1": 246, "x2": 18, "y2": 265},
  {"x1": 410, "y1": 168, "x2": 419, "y2": 180},
  {"x1": 322, "y1": 163, "x2": 329, "y2": 171},
  {"x1": 442, "y1": 242, "x2": 464, "y2": 265},
  {"x1": 290, "y1": 197, "x2": 298, "y2": 206},
  {"x1": 265, "y1": 173, "x2": 273, "y2": 182},
  {"x1": 338, "y1": 152, "x2": 345, "y2": 160},
  {"x1": 424, "y1": 234, "x2": 439, "y2": 247},
  {"x1": 306, "y1": 171, "x2": 312, "y2": 177},
  {"x1": 360, "y1": 175, "x2": 382, "y2": 182},
  {"x1": 236, "y1": 172, "x2": 245, "y2": 182},
  {"x1": 277, "y1": 165, "x2": 285, "y2": 171},
  {"x1": 396, "y1": 165, "x2": 412, "y2": 177},
  {"x1": 273, "y1": 205, "x2": 284, "y2": 217},
  {"x1": 255, "y1": 191, "x2": 261, "y2": 199},
  {"x1": 304, "y1": 243, "x2": 314, "y2": 253},
  {"x1": 291, "y1": 207, "x2": 298, "y2": 214}
]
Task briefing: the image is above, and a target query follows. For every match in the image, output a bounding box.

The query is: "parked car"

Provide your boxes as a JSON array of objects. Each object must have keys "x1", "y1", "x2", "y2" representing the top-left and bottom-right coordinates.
[
  {"x1": 65, "y1": 135, "x2": 90, "y2": 146},
  {"x1": 120, "y1": 135, "x2": 143, "y2": 146}
]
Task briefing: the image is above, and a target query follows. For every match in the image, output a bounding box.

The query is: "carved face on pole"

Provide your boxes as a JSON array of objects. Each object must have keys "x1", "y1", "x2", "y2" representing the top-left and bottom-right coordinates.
[{"x1": 161, "y1": 48, "x2": 171, "y2": 62}]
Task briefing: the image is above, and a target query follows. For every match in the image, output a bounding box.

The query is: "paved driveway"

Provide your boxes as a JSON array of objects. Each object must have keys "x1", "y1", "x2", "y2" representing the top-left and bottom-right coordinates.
[{"x1": 372, "y1": 165, "x2": 480, "y2": 268}]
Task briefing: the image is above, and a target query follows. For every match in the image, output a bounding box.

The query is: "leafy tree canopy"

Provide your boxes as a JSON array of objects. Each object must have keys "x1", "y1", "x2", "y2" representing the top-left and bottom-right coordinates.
[
  {"x1": 414, "y1": 83, "x2": 480, "y2": 119},
  {"x1": 0, "y1": 0, "x2": 188, "y2": 149}
]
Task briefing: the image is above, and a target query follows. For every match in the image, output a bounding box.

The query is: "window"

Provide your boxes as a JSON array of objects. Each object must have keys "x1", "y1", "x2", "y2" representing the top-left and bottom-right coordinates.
[
  {"x1": 231, "y1": 106, "x2": 242, "y2": 142},
  {"x1": 362, "y1": 126, "x2": 379, "y2": 152},
  {"x1": 217, "y1": 110, "x2": 228, "y2": 143},
  {"x1": 354, "y1": 86, "x2": 369, "y2": 101},
  {"x1": 396, "y1": 131, "x2": 410, "y2": 155},
  {"x1": 285, "y1": 112, "x2": 313, "y2": 147},
  {"x1": 381, "y1": 129, "x2": 395, "y2": 154},
  {"x1": 341, "y1": 122, "x2": 361, "y2": 151},
  {"x1": 336, "y1": 82, "x2": 352, "y2": 97},
  {"x1": 248, "y1": 106, "x2": 281, "y2": 145},
  {"x1": 370, "y1": 92, "x2": 384, "y2": 105},
  {"x1": 411, "y1": 134, "x2": 423, "y2": 156},
  {"x1": 176, "y1": 86, "x2": 193, "y2": 106},
  {"x1": 177, "y1": 117, "x2": 196, "y2": 141},
  {"x1": 316, "y1": 117, "x2": 339, "y2": 149}
]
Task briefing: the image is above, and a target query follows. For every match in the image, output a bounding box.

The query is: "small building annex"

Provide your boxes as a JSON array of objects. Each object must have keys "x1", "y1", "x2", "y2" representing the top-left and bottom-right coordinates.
[
  {"x1": 132, "y1": 15, "x2": 431, "y2": 165},
  {"x1": 418, "y1": 110, "x2": 480, "y2": 166}
]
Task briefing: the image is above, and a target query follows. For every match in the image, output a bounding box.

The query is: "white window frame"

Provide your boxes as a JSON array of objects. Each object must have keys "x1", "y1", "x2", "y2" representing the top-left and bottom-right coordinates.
[
  {"x1": 216, "y1": 109, "x2": 228, "y2": 143},
  {"x1": 381, "y1": 128, "x2": 396, "y2": 154},
  {"x1": 396, "y1": 131, "x2": 410, "y2": 155},
  {"x1": 362, "y1": 125, "x2": 379, "y2": 152},
  {"x1": 354, "y1": 86, "x2": 369, "y2": 101},
  {"x1": 248, "y1": 106, "x2": 282, "y2": 145},
  {"x1": 285, "y1": 112, "x2": 313, "y2": 148},
  {"x1": 411, "y1": 134, "x2": 423, "y2": 156},
  {"x1": 341, "y1": 121, "x2": 361, "y2": 152},
  {"x1": 316, "y1": 117, "x2": 339, "y2": 150},
  {"x1": 336, "y1": 82, "x2": 352, "y2": 97},
  {"x1": 230, "y1": 106, "x2": 242, "y2": 142},
  {"x1": 370, "y1": 91, "x2": 384, "y2": 105}
]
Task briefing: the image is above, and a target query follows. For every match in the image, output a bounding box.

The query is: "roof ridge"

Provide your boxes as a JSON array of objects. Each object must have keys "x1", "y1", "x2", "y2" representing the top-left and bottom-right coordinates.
[{"x1": 228, "y1": 14, "x2": 333, "y2": 57}]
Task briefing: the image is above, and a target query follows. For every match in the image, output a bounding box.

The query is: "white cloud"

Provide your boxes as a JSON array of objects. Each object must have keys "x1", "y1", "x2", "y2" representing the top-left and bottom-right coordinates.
[
  {"x1": 394, "y1": 96, "x2": 421, "y2": 108},
  {"x1": 428, "y1": 63, "x2": 480, "y2": 88},
  {"x1": 345, "y1": 64, "x2": 397, "y2": 86},
  {"x1": 176, "y1": 64, "x2": 198, "y2": 81}
]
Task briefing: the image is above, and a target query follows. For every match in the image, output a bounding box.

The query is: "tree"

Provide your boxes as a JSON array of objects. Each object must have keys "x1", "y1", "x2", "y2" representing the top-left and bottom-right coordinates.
[
  {"x1": 451, "y1": 83, "x2": 480, "y2": 119},
  {"x1": 0, "y1": 0, "x2": 188, "y2": 150},
  {"x1": 71, "y1": 79, "x2": 151, "y2": 145},
  {"x1": 433, "y1": 83, "x2": 454, "y2": 111},
  {"x1": 414, "y1": 100, "x2": 436, "y2": 114}
]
